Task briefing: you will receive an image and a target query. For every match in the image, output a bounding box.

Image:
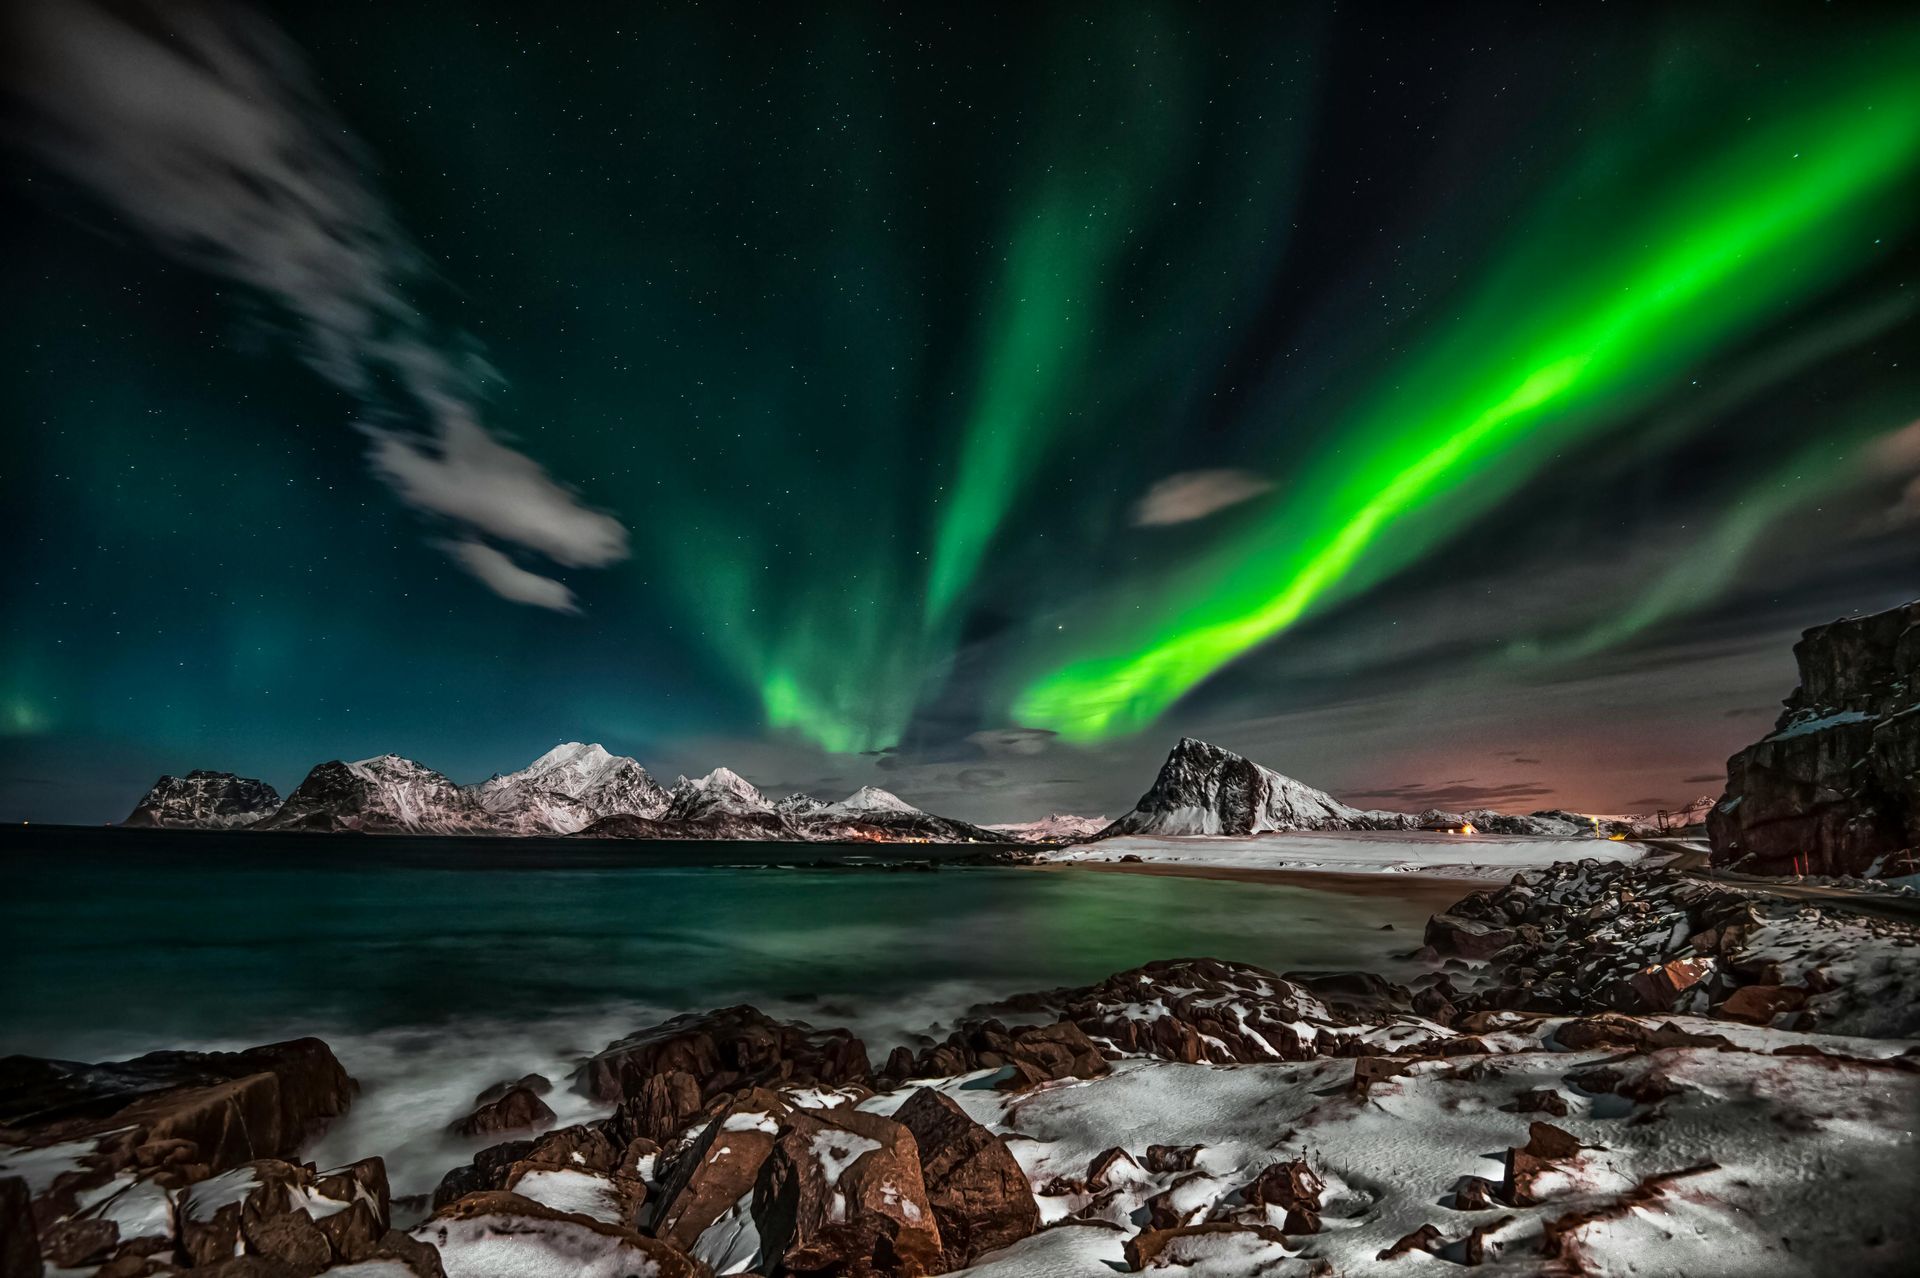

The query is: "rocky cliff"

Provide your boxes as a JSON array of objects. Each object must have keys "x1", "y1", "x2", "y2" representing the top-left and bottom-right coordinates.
[
  {"x1": 123, "y1": 770, "x2": 282, "y2": 828},
  {"x1": 1708, "y1": 598, "x2": 1918, "y2": 876}
]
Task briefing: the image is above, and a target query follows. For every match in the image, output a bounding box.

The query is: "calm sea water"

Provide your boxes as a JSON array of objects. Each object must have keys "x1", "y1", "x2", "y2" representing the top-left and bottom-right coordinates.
[{"x1": 0, "y1": 832, "x2": 1442, "y2": 1195}]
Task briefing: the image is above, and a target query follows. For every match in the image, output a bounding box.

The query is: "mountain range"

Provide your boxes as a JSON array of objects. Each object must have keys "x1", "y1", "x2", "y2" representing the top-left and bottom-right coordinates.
[
  {"x1": 122, "y1": 737, "x2": 1707, "y2": 843},
  {"x1": 123, "y1": 742, "x2": 1001, "y2": 843}
]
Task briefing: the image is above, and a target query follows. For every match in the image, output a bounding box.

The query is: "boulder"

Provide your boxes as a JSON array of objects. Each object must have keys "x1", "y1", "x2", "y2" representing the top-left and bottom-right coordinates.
[
  {"x1": 1, "y1": 1176, "x2": 41, "y2": 1278},
  {"x1": 449, "y1": 1085, "x2": 555, "y2": 1138},
  {"x1": 473, "y1": 1073, "x2": 551, "y2": 1107},
  {"x1": 650, "y1": 1088, "x2": 791, "y2": 1257},
  {"x1": 885, "y1": 1019, "x2": 1106, "y2": 1090},
  {"x1": 1621, "y1": 957, "x2": 1716, "y2": 1012},
  {"x1": 1425, "y1": 913, "x2": 1517, "y2": 960},
  {"x1": 1717, "y1": 984, "x2": 1809, "y2": 1025},
  {"x1": 1123, "y1": 1222, "x2": 1290, "y2": 1271},
  {"x1": 1239, "y1": 1158, "x2": 1323, "y2": 1216},
  {"x1": 0, "y1": 1037, "x2": 351, "y2": 1223},
  {"x1": 892, "y1": 1088, "x2": 1040, "y2": 1268},
  {"x1": 753, "y1": 1106, "x2": 943, "y2": 1277},
  {"x1": 574, "y1": 1005, "x2": 870, "y2": 1106},
  {"x1": 1502, "y1": 1122, "x2": 1586, "y2": 1207},
  {"x1": 431, "y1": 1140, "x2": 534, "y2": 1210}
]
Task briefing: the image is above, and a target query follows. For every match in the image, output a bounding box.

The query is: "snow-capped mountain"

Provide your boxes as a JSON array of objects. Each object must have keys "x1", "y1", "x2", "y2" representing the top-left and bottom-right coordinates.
[
  {"x1": 1097, "y1": 738, "x2": 1414, "y2": 839},
  {"x1": 259, "y1": 755, "x2": 494, "y2": 834},
  {"x1": 664, "y1": 767, "x2": 775, "y2": 821},
  {"x1": 123, "y1": 771, "x2": 282, "y2": 829},
  {"x1": 793, "y1": 785, "x2": 1001, "y2": 844},
  {"x1": 985, "y1": 813, "x2": 1111, "y2": 844},
  {"x1": 820, "y1": 785, "x2": 921, "y2": 818},
  {"x1": 772, "y1": 792, "x2": 829, "y2": 817},
  {"x1": 476, "y1": 742, "x2": 670, "y2": 834}
]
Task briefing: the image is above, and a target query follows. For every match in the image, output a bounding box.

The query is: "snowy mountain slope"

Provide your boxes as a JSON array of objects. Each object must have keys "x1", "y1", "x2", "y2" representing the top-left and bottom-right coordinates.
[
  {"x1": 475, "y1": 742, "x2": 670, "y2": 833},
  {"x1": 663, "y1": 767, "x2": 775, "y2": 821},
  {"x1": 1097, "y1": 738, "x2": 1416, "y2": 839},
  {"x1": 123, "y1": 771, "x2": 282, "y2": 829},
  {"x1": 820, "y1": 785, "x2": 921, "y2": 817},
  {"x1": 259, "y1": 755, "x2": 494, "y2": 833},
  {"x1": 985, "y1": 813, "x2": 1112, "y2": 844}
]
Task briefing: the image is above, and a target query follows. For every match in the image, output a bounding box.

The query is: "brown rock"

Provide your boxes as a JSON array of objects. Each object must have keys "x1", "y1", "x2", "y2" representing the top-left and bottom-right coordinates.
[
  {"x1": 241, "y1": 1209, "x2": 331, "y2": 1273},
  {"x1": 1379, "y1": 1223, "x2": 1446, "y2": 1260},
  {"x1": 1240, "y1": 1158, "x2": 1323, "y2": 1214},
  {"x1": 1, "y1": 1176, "x2": 41, "y2": 1278},
  {"x1": 611, "y1": 1070, "x2": 705, "y2": 1145},
  {"x1": 1086, "y1": 1147, "x2": 1144, "y2": 1190},
  {"x1": 1623, "y1": 957, "x2": 1716, "y2": 1012},
  {"x1": 574, "y1": 1005, "x2": 870, "y2": 1106},
  {"x1": 893, "y1": 1088, "x2": 1039, "y2": 1269},
  {"x1": 450, "y1": 1085, "x2": 555, "y2": 1138},
  {"x1": 430, "y1": 1139, "x2": 535, "y2": 1210},
  {"x1": 1502, "y1": 1122, "x2": 1585, "y2": 1206},
  {"x1": 315, "y1": 1200, "x2": 384, "y2": 1264},
  {"x1": 1717, "y1": 984, "x2": 1809, "y2": 1025},
  {"x1": 0, "y1": 1038, "x2": 351, "y2": 1221},
  {"x1": 754, "y1": 1106, "x2": 943, "y2": 1277},
  {"x1": 1143, "y1": 1173, "x2": 1213, "y2": 1230},
  {"x1": 1141, "y1": 1144, "x2": 1202, "y2": 1174},
  {"x1": 474, "y1": 1073, "x2": 551, "y2": 1107},
  {"x1": 40, "y1": 1217, "x2": 117, "y2": 1269},
  {"x1": 1125, "y1": 1222, "x2": 1288, "y2": 1270},
  {"x1": 1504, "y1": 1088, "x2": 1571, "y2": 1118},
  {"x1": 1424, "y1": 912, "x2": 1517, "y2": 959},
  {"x1": 650, "y1": 1088, "x2": 790, "y2": 1254}
]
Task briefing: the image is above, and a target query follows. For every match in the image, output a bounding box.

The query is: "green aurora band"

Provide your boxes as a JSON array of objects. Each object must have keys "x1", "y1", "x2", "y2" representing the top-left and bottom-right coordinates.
[{"x1": 1011, "y1": 54, "x2": 1920, "y2": 742}]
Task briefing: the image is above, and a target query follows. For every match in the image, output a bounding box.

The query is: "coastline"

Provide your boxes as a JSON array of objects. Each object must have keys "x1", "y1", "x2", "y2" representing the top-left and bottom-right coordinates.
[{"x1": 1029, "y1": 858, "x2": 1482, "y2": 910}]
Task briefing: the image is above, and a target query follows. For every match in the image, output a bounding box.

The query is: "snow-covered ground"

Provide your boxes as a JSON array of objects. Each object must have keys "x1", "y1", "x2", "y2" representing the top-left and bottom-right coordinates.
[
  {"x1": 1042, "y1": 829, "x2": 1647, "y2": 879},
  {"x1": 884, "y1": 1023, "x2": 1917, "y2": 1277}
]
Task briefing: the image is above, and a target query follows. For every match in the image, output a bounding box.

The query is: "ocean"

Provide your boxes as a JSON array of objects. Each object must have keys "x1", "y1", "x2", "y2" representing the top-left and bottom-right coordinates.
[{"x1": 1, "y1": 830, "x2": 1446, "y2": 1196}]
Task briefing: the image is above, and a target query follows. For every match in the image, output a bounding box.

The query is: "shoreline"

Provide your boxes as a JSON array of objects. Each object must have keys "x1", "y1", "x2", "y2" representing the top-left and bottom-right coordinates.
[{"x1": 1029, "y1": 858, "x2": 1482, "y2": 909}]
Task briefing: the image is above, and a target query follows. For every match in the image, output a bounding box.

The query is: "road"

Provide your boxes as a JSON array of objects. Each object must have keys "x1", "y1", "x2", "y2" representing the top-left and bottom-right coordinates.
[{"x1": 1639, "y1": 837, "x2": 1920, "y2": 925}]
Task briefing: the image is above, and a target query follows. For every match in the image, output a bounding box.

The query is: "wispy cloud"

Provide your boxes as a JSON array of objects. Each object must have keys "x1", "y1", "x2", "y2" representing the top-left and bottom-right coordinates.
[
  {"x1": 1131, "y1": 469, "x2": 1273, "y2": 526},
  {"x1": 2, "y1": 0, "x2": 628, "y2": 605},
  {"x1": 434, "y1": 540, "x2": 580, "y2": 614}
]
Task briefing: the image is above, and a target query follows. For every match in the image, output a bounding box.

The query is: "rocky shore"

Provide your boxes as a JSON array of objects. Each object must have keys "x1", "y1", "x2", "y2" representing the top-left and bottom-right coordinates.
[{"x1": 4, "y1": 861, "x2": 1916, "y2": 1277}]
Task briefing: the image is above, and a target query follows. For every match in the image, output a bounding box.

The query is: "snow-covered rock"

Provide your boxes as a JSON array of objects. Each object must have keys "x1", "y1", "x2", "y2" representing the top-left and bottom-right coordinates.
[
  {"x1": 260, "y1": 755, "x2": 494, "y2": 834},
  {"x1": 774, "y1": 792, "x2": 830, "y2": 817},
  {"x1": 123, "y1": 770, "x2": 281, "y2": 828},
  {"x1": 663, "y1": 767, "x2": 774, "y2": 821},
  {"x1": 1097, "y1": 738, "x2": 1414, "y2": 838},
  {"x1": 822, "y1": 785, "x2": 922, "y2": 817},
  {"x1": 476, "y1": 742, "x2": 669, "y2": 834}
]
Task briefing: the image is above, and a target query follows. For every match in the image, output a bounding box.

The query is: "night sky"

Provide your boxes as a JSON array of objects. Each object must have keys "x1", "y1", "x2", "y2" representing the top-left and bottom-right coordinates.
[{"x1": 3, "y1": 0, "x2": 1917, "y2": 825}]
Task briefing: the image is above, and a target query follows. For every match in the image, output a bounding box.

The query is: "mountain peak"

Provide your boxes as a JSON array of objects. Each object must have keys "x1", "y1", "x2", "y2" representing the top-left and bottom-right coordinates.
[
  {"x1": 830, "y1": 785, "x2": 920, "y2": 815},
  {"x1": 528, "y1": 741, "x2": 612, "y2": 771},
  {"x1": 1103, "y1": 737, "x2": 1368, "y2": 838}
]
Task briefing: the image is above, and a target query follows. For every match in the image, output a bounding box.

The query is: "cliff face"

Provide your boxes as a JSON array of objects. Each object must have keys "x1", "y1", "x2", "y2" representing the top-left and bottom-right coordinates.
[{"x1": 1708, "y1": 599, "x2": 1919, "y2": 876}]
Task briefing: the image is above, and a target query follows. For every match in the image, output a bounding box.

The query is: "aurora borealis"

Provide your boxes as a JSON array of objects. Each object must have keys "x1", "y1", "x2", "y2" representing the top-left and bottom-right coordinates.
[{"x1": 3, "y1": 1, "x2": 1918, "y2": 823}]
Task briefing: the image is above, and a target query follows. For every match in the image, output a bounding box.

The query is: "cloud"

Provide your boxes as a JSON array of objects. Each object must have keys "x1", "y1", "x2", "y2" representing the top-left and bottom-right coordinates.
[
  {"x1": 368, "y1": 408, "x2": 627, "y2": 568},
  {"x1": 1131, "y1": 469, "x2": 1273, "y2": 526},
  {"x1": 435, "y1": 540, "x2": 579, "y2": 614},
  {"x1": 1869, "y1": 419, "x2": 1920, "y2": 527},
  {"x1": 2, "y1": 0, "x2": 628, "y2": 603},
  {"x1": 956, "y1": 767, "x2": 1007, "y2": 791},
  {"x1": 1682, "y1": 773, "x2": 1724, "y2": 784},
  {"x1": 1346, "y1": 779, "x2": 1558, "y2": 809},
  {"x1": 965, "y1": 727, "x2": 1059, "y2": 758}
]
